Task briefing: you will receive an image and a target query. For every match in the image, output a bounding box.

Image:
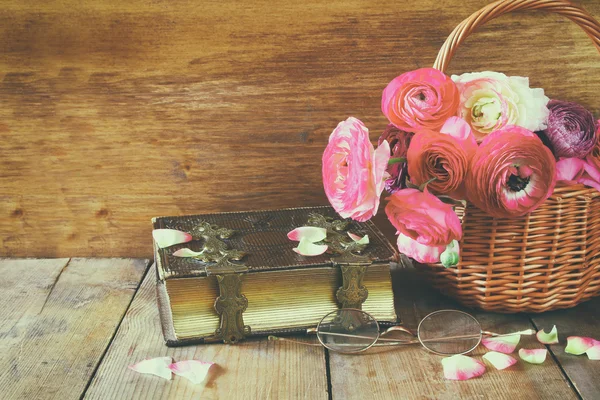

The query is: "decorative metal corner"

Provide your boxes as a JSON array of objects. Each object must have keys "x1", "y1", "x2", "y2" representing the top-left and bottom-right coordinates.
[
  {"x1": 189, "y1": 221, "x2": 248, "y2": 275},
  {"x1": 306, "y1": 212, "x2": 369, "y2": 258}
]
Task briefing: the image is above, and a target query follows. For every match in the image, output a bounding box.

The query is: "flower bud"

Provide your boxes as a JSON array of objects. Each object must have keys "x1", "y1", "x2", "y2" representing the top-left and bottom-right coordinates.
[{"x1": 440, "y1": 240, "x2": 460, "y2": 268}]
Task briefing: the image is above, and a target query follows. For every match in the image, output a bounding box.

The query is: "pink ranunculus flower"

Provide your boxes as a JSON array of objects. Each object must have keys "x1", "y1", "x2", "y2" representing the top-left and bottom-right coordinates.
[
  {"x1": 385, "y1": 188, "x2": 462, "y2": 263},
  {"x1": 382, "y1": 68, "x2": 460, "y2": 132},
  {"x1": 322, "y1": 117, "x2": 390, "y2": 222},
  {"x1": 407, "y1": 117, "x2": 477, "y2": 199},
  {"x1": 465, "y1": 125, "x2": 557, "y2": 218}
]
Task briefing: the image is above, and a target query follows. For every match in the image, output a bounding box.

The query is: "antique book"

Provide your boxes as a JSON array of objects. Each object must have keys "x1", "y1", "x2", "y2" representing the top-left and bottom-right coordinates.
[{"x1": 152, "y1": 206, "x2": 398, "y2": 346}]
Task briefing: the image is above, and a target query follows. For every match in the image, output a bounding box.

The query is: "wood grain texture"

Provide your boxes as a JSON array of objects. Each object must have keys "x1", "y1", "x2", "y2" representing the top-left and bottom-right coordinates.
[
  {"x1": 529, "y1": 297, "x2": 600, "y2": 400},
  {"x1": 328, "y1": 261, "x2": 579, "y2": 400},
  {"x1": 84, "y1": 264, "x2": 329, "y2": 400},
  {"x1": 1, "y1": 0, "x2": 600, "y2": 257},
  {"x1": 0, "y1": 258, "x2": 148, "y2": 400}
]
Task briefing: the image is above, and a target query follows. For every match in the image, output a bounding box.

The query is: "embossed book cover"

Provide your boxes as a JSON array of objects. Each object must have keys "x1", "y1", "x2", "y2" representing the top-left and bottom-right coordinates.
[{"x1": 152, "y1": 206, "x2": 398, "y2": 346}]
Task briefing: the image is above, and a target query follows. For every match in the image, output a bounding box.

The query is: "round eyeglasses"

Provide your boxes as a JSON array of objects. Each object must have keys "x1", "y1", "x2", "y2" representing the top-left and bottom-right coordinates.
[{"x1": 269, "y1": 308, "x2": 534, "y2": 355}]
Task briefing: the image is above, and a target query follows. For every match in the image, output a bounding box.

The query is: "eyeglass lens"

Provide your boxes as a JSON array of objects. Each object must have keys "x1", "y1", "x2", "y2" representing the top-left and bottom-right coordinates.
[
  {"x1": 316, "y1": 309, "x2": 380, "y2": 353},
  {"x1": 315, "y1": 308, "x2": 482, "y2": 355},
  {"x1": 417, "y1": 310, "x2": 482, "y2": 355}
]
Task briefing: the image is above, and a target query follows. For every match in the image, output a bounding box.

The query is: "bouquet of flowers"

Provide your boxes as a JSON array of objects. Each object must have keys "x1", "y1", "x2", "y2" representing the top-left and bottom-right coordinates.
[{"x1": 322, "y1": 68, "x2": 600, "y2": 267}]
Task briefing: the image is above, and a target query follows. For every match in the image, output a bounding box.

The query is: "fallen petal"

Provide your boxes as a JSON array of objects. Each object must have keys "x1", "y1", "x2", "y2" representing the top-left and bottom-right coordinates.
[
  {"x1": 586, "y1": 344, "x2": 600, "y2": 360},
  {"x1": 441, "y1": 354, "x2": 486, "y2": 380},
  {"x1": 536, "y1": 326, "x2": 559, "y2": 344},
  {"x1": 482, "y1": 334, "x2": 521, "y2": 354},
  {"x1": 347, "y1": 232, "x2": 369, "y2": 244},
  {"x1": 152, "y1": 229, "x2": 193, "y2": 248},
  {"x1": 293, "y1": 237, "x2": 328, "y2": 256},
  {"x1": 565, "y1": 336, "x2": 597, "y2": 355},
  {"x1": 128, "y1": 356, "x2": 172, "y2": 380},
  {"x1": 519, "y1": 348, "x2": 547, "y2": 364},
  {"x1": 482, "y1": 351, "x2": 517, "y2": 370},
  {"x1": 287, "y1": 227, "x2": 327, "y2": 243},
  {"x1": 173, "y1": 248, "x2": 203, "y2": 257},
  {"x1": 169, "y1": 360, "x2": 214, "y2": 385}
]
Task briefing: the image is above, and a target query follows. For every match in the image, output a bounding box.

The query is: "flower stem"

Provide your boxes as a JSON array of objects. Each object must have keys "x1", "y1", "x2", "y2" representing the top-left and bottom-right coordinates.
[
  {"x1": 419, "y1": 177, "x2": 437, "y2": 191},
  {"x1": 388, "y1": 157, "x2": 406, "y2": 165}
]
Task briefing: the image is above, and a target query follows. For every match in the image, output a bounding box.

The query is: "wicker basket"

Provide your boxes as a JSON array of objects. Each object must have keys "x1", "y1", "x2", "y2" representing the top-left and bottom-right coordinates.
[{"x1": 414, "y1": 0, "x2": 600, "y2": 313}]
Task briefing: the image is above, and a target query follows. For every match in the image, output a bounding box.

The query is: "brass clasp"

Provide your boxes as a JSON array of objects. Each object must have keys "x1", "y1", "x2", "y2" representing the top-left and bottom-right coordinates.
[{"x1": 190, "y1": 221, "x2": 251, "y2": 344}]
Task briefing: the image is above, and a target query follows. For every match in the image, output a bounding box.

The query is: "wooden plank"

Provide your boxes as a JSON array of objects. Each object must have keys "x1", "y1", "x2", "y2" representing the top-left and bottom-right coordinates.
[
  {"x1": 529, "y1": 297, "x2": 600, "y2": 399},
  {"x1": 328, "y1": 260, "x2": 579, "y2": 400},
  {"x1": 0, "y1": 258, "x2": 70, "y2": 353},
  {"x1": 0, "y1": 258, "x2": 148, "y2": 400},
  {"x1": 84, "y1": 264, "x2": 329, "y2": 400},
  {"x1": 1, "y1": 0, "x2": 600, "y2": 258}
]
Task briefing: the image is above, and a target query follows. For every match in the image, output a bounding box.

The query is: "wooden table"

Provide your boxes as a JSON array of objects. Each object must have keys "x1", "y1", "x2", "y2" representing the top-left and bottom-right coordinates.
[{"x1": 1, "y1": 257, "x2": 599, "y2": 399}]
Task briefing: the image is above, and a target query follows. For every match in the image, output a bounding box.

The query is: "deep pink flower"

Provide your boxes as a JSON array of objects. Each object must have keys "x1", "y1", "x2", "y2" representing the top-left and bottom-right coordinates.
[
  {"x1": 385, "y1": 188, "x2": 462, "y2": 263},
  {"x1": 322, "y1": 117, "x2": 390, "y2": 222},
  {"x1": 541, "y1": 100, "x2": 597, "y2": 159},
  {"x1": 406, "y1": 118, "x2": 477, "y2": 199},
  {"x1": 587, "y1": 127, "x2": 600, "y2": 172},
  {"x1": 465, "y1": 125, "x2": 557, "y2": 218},
  {"x1": 382, "y1": 68, "x2": 460, "y2": 132},
  {"x1": 378, "y1": 124, "x2": 414, "y2": 193}
]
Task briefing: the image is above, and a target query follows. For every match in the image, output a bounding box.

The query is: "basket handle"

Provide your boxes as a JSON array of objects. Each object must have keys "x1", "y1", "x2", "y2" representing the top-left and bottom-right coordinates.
[{"x1": 433, "y1": 0, "x2": 600, "y2": 72}]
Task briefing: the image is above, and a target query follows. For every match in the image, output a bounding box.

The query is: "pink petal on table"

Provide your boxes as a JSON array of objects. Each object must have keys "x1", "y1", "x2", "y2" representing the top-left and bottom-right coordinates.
[
  {"x1": 152, "y1": 229, "x2": 193, "y2": 248},
  {"x1": 586, "y1": 344, "x2": 600, "y2": 360},
  {"x1": 173, "y1": 248, "x2": 203, "y2": 257},
  {"x1": 482, "y1": 334, "x2": 520, "y2": 354},
  {"x1": 519, "y1": 348, "x2": 547, "y2": 364},
  {"x1": 482, "y1": 351, "x2": 517, "y2": 370},
  {"x1": 293, "y1": 237, "x2": 328, "y2": 256},
  {"x1": 169, "y1": 360, "x2": 214, "y2": 385},
  {"x1": 441, "y1": 354, "x2": 486, "y2": 380},
  {"x1": 348, "y1": 232, "x2": 369, "y2": 244},
  {"x1": 536, "y1": 325, "x2": 559, "y2": 344},
  {"x1": 287, "y1": 227, "x2": 327, "y2": 243},
  {"x1": 128, "y1": 356, "x2": 172, "y2": 380},
  {"x1": 565, "y1": 336, "x2": 597, "y2": 355}
]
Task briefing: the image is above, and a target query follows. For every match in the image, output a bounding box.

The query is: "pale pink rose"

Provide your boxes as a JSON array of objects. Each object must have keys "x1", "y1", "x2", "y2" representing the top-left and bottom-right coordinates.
[
  {"x1": 322, "y1": 117, "x2": 390, "y2": 222},
  {"x1": 385, "y1": 188, "x2": 462, "y2": 263},
  {"x1": 382, "y1": 68, "x2": 460, "y2": 132},
  {"x1": 452, "y1": 71, "x2": 549, "y2": 141}
]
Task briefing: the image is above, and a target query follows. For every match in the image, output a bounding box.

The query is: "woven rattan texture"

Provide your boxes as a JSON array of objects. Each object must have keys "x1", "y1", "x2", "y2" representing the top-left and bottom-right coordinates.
[
  {"x1": 418, "y1": 185, "x2": 600, "y2": 313},
  {"x1": 416, "y1": 0, "x2": 600, "y2": 313}
]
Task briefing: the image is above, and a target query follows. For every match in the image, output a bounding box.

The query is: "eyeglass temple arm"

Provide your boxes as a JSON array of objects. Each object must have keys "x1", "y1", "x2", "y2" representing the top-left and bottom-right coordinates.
[
  {"x1": 268, "y1": 336, "x2": 321, "y2": 347},
  {"x1": 482, "y1": 329, "x2": 536, "y2": 337}
]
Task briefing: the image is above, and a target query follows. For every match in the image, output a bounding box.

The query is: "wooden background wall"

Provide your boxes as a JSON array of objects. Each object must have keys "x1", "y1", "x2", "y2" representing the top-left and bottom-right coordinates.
[{"x1": 1, "y1": 0, "x2": 599, "y2": 258}]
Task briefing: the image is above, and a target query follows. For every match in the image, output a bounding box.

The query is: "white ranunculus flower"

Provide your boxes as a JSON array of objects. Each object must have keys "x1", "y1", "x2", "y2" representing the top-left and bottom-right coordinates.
[{"x1": 452, "y1": 71, "x2": 549, "y2": 140}]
